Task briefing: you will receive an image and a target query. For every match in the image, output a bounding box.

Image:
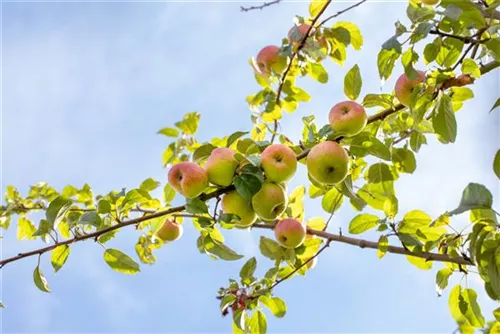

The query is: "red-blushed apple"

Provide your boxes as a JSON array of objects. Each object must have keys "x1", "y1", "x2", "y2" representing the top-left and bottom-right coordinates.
[
  {"x1": 329, "y1": 101, "x2": 368, "y2": 137},
  {"x1": 274, "y1": 218, "x2": 306, "y2": 249},
  {"x1": 156, "y1": 219, "x2": 183, "y2": 242},
  {"x1": 251, "y1": 182, "x2": 287, "y2": 221},
  {"x1": 306, "y1": 141, "x2": 350, "y2": 185},
  {"x1": 394, "y1": 70, "x2": 426, "y2": 107},
  {"x1": 221, "y1": 191, "x2": 257, "y2": 228},
  {"x1": 261, "y1": 144, "x2": 297, "y2": 183},
  {"x1": 168, "y1": 162, "x2": 208, "y2": 198},
  {"x1": 254, "y1": 45, "x2": 280, "y2": 75},
  {"x1": 204, "y1": 147, "x2": 238, "y2": 187}
]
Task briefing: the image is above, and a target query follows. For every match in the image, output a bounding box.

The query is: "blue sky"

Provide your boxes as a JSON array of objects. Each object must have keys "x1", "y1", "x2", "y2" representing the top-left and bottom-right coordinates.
[{"x1": 1, "y1": 1, "x2": 499, "y2": 332}]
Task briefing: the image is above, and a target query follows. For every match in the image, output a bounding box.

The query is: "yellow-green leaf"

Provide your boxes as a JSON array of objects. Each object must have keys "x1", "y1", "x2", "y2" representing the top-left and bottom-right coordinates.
[
  {"x1": 51, "y1": 245, "x2": 70, "y2": 273},
  {"x1": 17, "y1": 217, "x2": 36, "y2": 240},
  {"x1": 103, "y1": 248, "x2": 141, "y2": 275},
  {"x1": 33, "y1": 266, "x2": 51, "y2": 292},
  {"x1": 349, "y1": 214, "x2": 380, "y2": 234},
  {"x1": 377, "y1": 235, "x2": 389, "y2": 259}
]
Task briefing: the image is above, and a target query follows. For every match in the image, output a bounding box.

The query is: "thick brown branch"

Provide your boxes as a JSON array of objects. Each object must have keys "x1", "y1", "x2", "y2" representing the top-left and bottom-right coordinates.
[{"x1": 253, "y1": 223, "x2": 472, "y2": 266}]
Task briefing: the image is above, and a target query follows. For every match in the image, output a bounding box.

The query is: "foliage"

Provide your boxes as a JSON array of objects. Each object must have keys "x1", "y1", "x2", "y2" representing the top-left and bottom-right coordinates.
[{"x1": 1, "y1": 0, "x2": 500, "y2": 332}]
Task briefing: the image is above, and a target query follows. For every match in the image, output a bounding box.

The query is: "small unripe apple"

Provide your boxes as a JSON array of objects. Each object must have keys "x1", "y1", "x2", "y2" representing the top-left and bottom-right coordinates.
[
  {"x1": 221, "y1": 191, "x2": 257, "y2": 227},
  {"x1": 255, "y1": 45, "x2": 280, "y2": 75},
  {"x1": 156, "y1": 219, "x2": 183, "y2": 242},
  {"x1": 306, "y1": 141, "x2": 349, "y2": 185},
  {"x1": 394, "y1": 70, "x2": 426, "y2": 107},
  {"x1": 205, "y1": 147, "x2": 238, "y2": 187},
  {"x1": 329, "y1": 101, "x2": 368, "y2": 137},
  {"x1": 168, "y1": 162, "x2": 208, "y2": 198},
  {"x1": 274, "y1": 218, "x2": 306, "y2": 249},
  {"x1": 261, "y1": 144, "x2": 297, "y2": 183},
  {"x1": 251, "y1": 182, "x2": 287, "y2": 221}
]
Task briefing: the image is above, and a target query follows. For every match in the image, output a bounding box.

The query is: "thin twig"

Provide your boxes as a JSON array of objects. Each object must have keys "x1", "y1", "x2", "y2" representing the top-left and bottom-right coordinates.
[
  {"x1": 240, "y1": 0, "x2": 280, "y2": 12},
  {"x1": 319, "y1": 0, "x2": 368, "y2": 26}
]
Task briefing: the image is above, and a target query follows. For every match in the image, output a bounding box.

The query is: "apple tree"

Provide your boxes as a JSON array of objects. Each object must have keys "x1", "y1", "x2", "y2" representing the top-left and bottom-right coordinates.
[{"x1": 1, "y1": 0, "x2": 500, "y2": 332}]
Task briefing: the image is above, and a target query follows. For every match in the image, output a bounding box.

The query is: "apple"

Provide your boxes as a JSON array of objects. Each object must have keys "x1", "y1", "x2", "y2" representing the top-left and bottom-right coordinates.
[
  {"x1": 221, "y1": 191, "x2": 257, "y2": 227},
  {"x1": 156, "y1": 219, "x2": 183, "y2": 242},
  {"x1": 261, "y1": 144, "x2": 297, "y2": 183},
  {"x1": 205, "y1": 147, "x2": 238, "y2": 187},
  {"x1": 394, "y1": 70, "x2": 426, "y2": 107},
  {"x1": 168, "y1": 162, "x2": 208, "y2": 198},
  {"x1": 329, "y1": 101, "x2": 368, "y2": 137},
  {"x1": 306, "y1": 141, "x2": 349, "y2": 185},
  {"x1": 251, "y1": 182, "x2": 287, "y2": 221},
  {"x1": 288, "y1": 24, "x2": 314, "y2": 44},
  {"x1": 274, "y1": 218, "x2": 306, "y2": 249},
  {"x1": 255, "y1": 45, "x2": 281, "y2": 75}
]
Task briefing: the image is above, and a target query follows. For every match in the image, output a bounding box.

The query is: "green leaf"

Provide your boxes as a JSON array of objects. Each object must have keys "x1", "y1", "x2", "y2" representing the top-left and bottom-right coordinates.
[
  {"x1": 164, "y1": 184, "x2": 176, "y2": 203},
  {"x1": 494, "y1": 307, "x2": 500, "y2": 321},
  {"x1": 306, "y1": 217, "x2": 326, "y2": 231},
  {"x1": 344, "y1": 64, "x2": 362, "y2": 100},
  {"x1": 162, "y1": 144, "x2": 175, "y2": 167},
  {"x1": 402, "y1": 210, "x2": 432, "y2": 226},
  {"x1": 406, "y1": 1, "x2": 435, "y2": 23},
  {"x1": 401, "y1": 48, "x2": 419, "y2": 80},
  {"x1": 377, "y1": 235, "x2": 389, "y2": 259},
  {"x1": 227, "y1": 131, "x2": 249, "y2": 148},
  {"x1": 234, "y1": 174, "x2": 262, "y2": 202},
  {"x1": 409, "y1": 132, "x2": 427, "y2": 153},
  {"x1": 485, "y1": 39, "x2": 500, "y2": 61},
  {"x1": 410, "y1": 22, "x2": 433, "y2": 44},
  {"x1": 175, "y1": 112, "x2": 200, "y2": 135},
  {"x1": 362, "y1": 93, "x2": 393, "y2": 109},
  {"x1": 259, "y1": 236, "x2": 282, "y2": 260},
  {"x1": 46, "y1": 196, "x2": 72, "y2": 229},
  {"x1": 462, "y1": 288, "x2": 486, "y2": 328},
  {"x1": 308, "y1": 63, "x2": 328, "y2": 84},
  {"x1": 193, "y1": 143, "x2": 215, "y2": 163},
  {"x1": 139, "y1": 178, "x2": 160, "y2": 192},
  {"x1": 220, "y1": 294, "x2": 237, "y2": 313},
  {"x1": 494, "y1": 150, "x2": 500, "y2": 179},
  {"x1": 432, "y1": 94, "x2": 457, "y2": 144},
  {"x1": 423, "y1": 40, "x2": 440, "y2": 65},
  {"x1": 449, "y1": 183, "x2": 493, "y2": 216},
  {"x1": 436, "y1": 38, "x2": 464, "y2": 68},
  {"x1": 103, "y1": 249, "x2": 141, "y2": 275},
  {"x1": 461, "y1": 59, "x2": 481, "y2": 79},
  {"x1": 357, "y1": 181, "x2": 394, "y2": 211},
  {"x1": 309, "y1": 0, "x2": 326, "y2": 17},
  {"x1": 185, "y1": 198, "x2": 209, "y2": 214},
  {"x1": 436, "y1": 268, "x2": 453, "y2": 296},
  {"x1": 321, "y1": 187, "x2": 343, "y2": 214},
  {"x1": 259, "y1": 296, "x2": 286, "y2": 318},
  {"x1": 490, "y1": 98, "x2": 500, "y2": 113},
  {"x1": 332, "y1": 22, "x2": 363, "y2": 50},
  {"x1": 17, "y1": 217, "x2": 36, "y2": 240},
  {"x1": 349, "y1": 214, "x2": 380, "y2": 234},
  {"x1": 406, "y1": 255, "x2": 432, "y2": 270},
  {"x1": 366, "y1": 163, "x2": 395, "y2": 183},
  {"x1": 97, "y1": 199, "x2": 112, "y2": 214},
  {"x1": 378, "y1": 48, "x2": 400, "y2": 81},
  {"x1": 204, "y1": 235, "x2": 244, "y2": 261},
  {"x1": 349, "y1": 133, "x2": 392, "y2": 161},
  {"x1": 33, "y1": 266, "x2": 51, "y2": 292},
  {"x1": 51, "y1": 245, "x2": 70, "y2": 273},
  {"x1": 157, "y1": 127, "x2": 179, "y2": 137},
  {"x1": 33, "y1": 219, "x2": 52, "y2": 237},
  {"x1": 79, "y1": 211, "x2": 102, "y2": 228},
  {"x1": 392, "y1": 148, "x2": 417, "y2": 174},
  {"x1": 240, "y1": 257, "x2": 257, "y2": 281},
  {"x1": 249, "y1": 310, "x2": 267, "y2": 334}
]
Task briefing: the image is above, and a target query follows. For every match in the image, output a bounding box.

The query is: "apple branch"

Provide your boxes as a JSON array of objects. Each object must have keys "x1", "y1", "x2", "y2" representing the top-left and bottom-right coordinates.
[
  {"x1": 253, "y1": 223, "x2": 472, "y2": 266},
  {"x1": 2, "y1": 60, "x2": 498, "y2": 270}
]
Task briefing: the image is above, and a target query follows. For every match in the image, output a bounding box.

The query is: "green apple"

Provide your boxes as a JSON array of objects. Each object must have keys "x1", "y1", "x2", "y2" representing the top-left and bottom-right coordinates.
[
  {"x1": 168, "y1": 162, "x2": 208, "y2": 198},
  {"x1": 156, "y1": 219, "x2": 183, "y2": 242},
  {"x1": 329, "y1": 101, "x2": 367, "y2": 137},
  {"x1": 205, "y1": 147, "x2": 238, "y2": 187},
  {"x1": 261, "y1": 144, "x2": 297, "y2": 183},
  {"x1": 306, "y1": 141, "x2": 349, "y2": 185},
  {"x1": 251, "y1": 182, "x2": 287, "y2": 221},
  {"x1": 394, "y1": 70, "x2": 426, "y2": 107},
  {"x1": 221, "y1": 191, "x2": 257, "y2": 228},
  {"x1": 274, "y1": 218, "x2": 306, "y2": 249}
]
